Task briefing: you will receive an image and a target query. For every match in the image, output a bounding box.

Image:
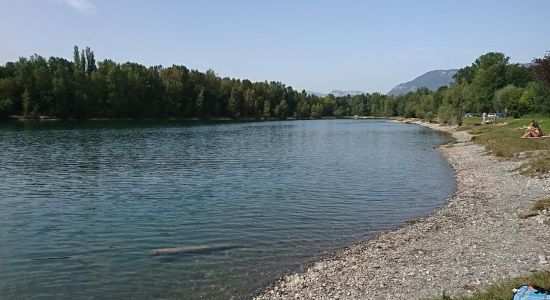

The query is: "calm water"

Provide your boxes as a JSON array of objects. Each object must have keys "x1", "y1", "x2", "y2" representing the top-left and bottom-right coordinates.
[{"x1": 0, "y1": 119, "x2": 454, "y2": 299}]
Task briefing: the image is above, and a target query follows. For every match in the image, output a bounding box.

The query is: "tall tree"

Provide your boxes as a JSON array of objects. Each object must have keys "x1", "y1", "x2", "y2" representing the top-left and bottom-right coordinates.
[
  {"x1": 532, "y1": 52, "x2": 550, "y2": 86},
  {"x1": 85, "y1": 47, "x2": 96, "y2": 75},
  {"x1": 494, "y1": 85, "x2": 527, "y2": 118},
  {"x1": 228, "y1": 88, "x2": 240, "y2": 118},
  {"x1": 262, "y1": 99, "x2": 271, "y2": 119},
  {"x1": 49, "y1": 57, "x2": 74, "y2": 117},
  {"x1": 530, "y1": 52, "x2": 550, "y2": 115},
  {"x1": 472, "y1": 52, "x2": 509, "y2": 112},
  {"x1": 73, "y1": 46, "x2": 84, "y2": 75}
]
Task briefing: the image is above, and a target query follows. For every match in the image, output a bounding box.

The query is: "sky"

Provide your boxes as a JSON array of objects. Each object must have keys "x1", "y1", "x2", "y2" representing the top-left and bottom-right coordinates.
[{"x1": 1, "y1": 0, "x2": 549, "y2": 94}]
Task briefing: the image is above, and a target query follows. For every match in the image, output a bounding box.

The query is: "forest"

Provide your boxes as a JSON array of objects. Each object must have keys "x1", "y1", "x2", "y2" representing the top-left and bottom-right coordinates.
[{"x1": 0, "y1": 46, "x2": 549, "y2": 123}]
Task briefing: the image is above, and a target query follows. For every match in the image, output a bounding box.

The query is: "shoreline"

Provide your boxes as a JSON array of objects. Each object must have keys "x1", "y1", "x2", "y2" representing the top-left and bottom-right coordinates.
[
  {"x1": 256, "y1": 120, "x2": 550, "y2": 299},
  {"x1": 2, "y1": 115, "x2": 386, "y2": 122}
]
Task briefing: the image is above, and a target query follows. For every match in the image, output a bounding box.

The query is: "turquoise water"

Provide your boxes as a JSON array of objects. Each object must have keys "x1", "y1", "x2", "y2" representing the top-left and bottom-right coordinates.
[{"x1": 0, "y1": 119, "x2": 454, "y2": 299}]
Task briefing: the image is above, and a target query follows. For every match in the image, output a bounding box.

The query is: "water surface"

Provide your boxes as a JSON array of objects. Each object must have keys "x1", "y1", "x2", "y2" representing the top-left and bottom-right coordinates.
[{"x1": 0, "y1": 119, "x2": 454, "y2": 299}]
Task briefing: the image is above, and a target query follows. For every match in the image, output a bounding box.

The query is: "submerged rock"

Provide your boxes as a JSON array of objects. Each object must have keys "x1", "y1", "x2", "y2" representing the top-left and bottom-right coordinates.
[{"x1": 150, "y1": 245, "x2": 238, "y2": 256}]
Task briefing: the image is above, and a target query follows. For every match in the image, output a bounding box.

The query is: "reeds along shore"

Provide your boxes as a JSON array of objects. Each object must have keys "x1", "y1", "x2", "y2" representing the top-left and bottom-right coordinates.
[{"x1": 256, "y1": 121, "x2": 550, "y2": 300}]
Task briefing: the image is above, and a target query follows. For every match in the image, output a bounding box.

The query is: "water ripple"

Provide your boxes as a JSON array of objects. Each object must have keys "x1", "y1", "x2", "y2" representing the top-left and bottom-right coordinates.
[{"x1": 0, "y1": 120, "x2": 454, "y2": 299}]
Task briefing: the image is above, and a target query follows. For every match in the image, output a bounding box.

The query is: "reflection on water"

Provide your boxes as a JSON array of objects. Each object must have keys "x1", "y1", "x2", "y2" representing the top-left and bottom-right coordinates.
[{"x1": 0, "y1": 119, "x2": 454, "y2": 299}]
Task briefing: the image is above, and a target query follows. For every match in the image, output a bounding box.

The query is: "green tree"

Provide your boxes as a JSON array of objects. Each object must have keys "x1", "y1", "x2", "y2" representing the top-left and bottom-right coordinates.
[
  {"x1": 73, "y1": 46, "x2": 83, "y2": 75},
  {"x1": 0, "y1": 76, "x2": 19, "y2": 116},
  {"x1": 243, "y1": 88, "x2": 256, "y2": 118},
  {"x1": 161, "y1": 65, "x2": 191, "y2": 117},
  {"x1": 85, "y1": 47, "x2": 97, "y2": 75},
  {"x1": 49, "y1": 57, "x2": 74, "y2": 117},
  {"x1": 532, "y1": 52, "x2": 550, "y2": 86},
  {"x1": 228, "y1": 88, "x2": 241, "y2": 118},
  {"x1": 440, "y1": 83, "x2": 470, "y2": 125},
  {"x1": 310, "y1": 102, "x2": 323, "y2": 118},
  {"x1": 506, "y1": 63, "x2": 532, "y2": 87},
  {"x1": 531, "y1": 81, "x2": 550, "y2": 115},
  {"x1": 275, "y1": 99, "x2": 288, "y2": 119},
  {"x1": 531, "y1": 52, "x2": 550, "y2": 115},
  {"x1": 195, "y1": 86, "x2": 205, "y2": 116},
  {"x1": 471, "y1": 52, "x2": 509, "y2": 112},
  {"x1": 494, "y1": 85, "x2": 526, "y2": 118},
  {"x1": 0, "y1": 98, "x2": 13, "y2": 118},
  {"x1": 22, "y1": 89, "x2": 35, "y2": 117},
  {"x1": 453, "y1": 66, "x2": 475, "y2": 84},
  {"x1": 296, "y1": 100, "x2": 310, "y2": 119},
  {"x1": 432, "y1": 86, "x2": 447, "y2": 113},
  {"x1": 370, "y1": 93, "x2": 385, "y2": 116},
  {"x1": 262, "y1": 99, "x2": 271, "y2": 119}
]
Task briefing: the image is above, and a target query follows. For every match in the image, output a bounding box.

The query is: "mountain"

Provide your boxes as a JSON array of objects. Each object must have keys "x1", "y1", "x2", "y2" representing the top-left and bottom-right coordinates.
[
  {"x1": 306, "y1": 90, "x2": 365, "y2": 97},
  {"x1": 306, "y1": 91, "x2": 327, "y2": 97},
  {"x1": 387, "y1": 69, "x2": 458, "y2": 96},
  {"x1": 328, "y1": 90, "x2": 365, "y2": 97},
  {"x1": 521, "y1": 62, "x2": 534, "y2": 68}
]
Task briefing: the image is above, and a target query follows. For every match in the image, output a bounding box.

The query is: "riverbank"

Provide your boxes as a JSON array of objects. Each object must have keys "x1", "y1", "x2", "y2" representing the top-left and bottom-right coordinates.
[{"x1": 255, "y1": 120, "x2": 550, "y2": 299}]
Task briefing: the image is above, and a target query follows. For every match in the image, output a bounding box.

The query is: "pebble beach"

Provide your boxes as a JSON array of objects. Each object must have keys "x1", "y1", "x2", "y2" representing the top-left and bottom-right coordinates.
[{"x1": 256, "y1": 121, "x2": 550, "y2": 300}]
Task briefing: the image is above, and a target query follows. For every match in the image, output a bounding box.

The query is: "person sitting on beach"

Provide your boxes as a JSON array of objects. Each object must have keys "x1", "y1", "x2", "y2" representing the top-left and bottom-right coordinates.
[{"x1": 522, "y1": 120, "x2": 543, "y2": 138}]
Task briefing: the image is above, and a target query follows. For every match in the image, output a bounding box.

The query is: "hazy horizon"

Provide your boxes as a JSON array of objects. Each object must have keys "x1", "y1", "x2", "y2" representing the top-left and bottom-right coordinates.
[{"x1": 1, "y1": 0, "x2": 549, "y2": 94}]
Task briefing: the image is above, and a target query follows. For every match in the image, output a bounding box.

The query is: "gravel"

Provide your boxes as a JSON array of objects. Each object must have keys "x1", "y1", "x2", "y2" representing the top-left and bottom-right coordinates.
[{"x1": 255, "y1": 121, "x2": 550, "y2": 300}]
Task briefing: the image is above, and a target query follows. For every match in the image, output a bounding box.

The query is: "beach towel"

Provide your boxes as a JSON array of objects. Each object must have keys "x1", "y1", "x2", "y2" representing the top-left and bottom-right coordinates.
[
  {"x1": 521, "y1": 135, "x2": 550, "y2": 139},
  {"x1": 513, "y1": 285, "x2": 550, "y2": 300}
]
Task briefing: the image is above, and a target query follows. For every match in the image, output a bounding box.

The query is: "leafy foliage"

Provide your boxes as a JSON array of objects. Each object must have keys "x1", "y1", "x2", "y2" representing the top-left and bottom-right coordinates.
[
  {"x1": 0, "y1": 47, "x2": 549, "y2": 120},
  {"x1": 533, "y1": 52, "x2": 550, "y2": 86}
]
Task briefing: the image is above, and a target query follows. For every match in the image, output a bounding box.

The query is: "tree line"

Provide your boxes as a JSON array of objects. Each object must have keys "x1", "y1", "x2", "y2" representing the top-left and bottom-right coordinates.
[{"x1": 0, "y1": 47, "x2": 549, "y2": 122}]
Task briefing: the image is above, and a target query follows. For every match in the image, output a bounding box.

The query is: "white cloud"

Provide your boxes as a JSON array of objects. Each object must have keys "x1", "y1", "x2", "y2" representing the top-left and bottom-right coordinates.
[{"x1": 55, "y1": 0, "x2": 96, "y2": 14}]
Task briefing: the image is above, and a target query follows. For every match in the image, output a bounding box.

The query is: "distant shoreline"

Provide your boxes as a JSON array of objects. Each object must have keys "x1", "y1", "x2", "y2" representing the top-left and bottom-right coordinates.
[
  {"x1": 2, "y1": 115, "x2": 387, "y2": 122},
  {"x1": 256, "y1": 120, "x2": 550, "y2": 299}
]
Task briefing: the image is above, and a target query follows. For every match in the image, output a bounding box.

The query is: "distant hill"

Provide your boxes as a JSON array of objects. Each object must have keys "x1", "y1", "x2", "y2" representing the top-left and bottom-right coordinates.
[
  {"x1": 309, "y1": 63, "x2": 533, "y2": 98},
  {"x1": 306, "y1": 91, "x2": 327, "y2": 97},
  {"x1": 387, "y1": 69, "x2": 458, "y2": 96},
  {"x1": 329, "y1": 90, "x2": 365, "y2": 97},
  {"x1": 521, "y1": 62, "x2": 534, "y2": 68},
  {"x1": 306, "y1": 90, "x2": 365, "y2": 97}
]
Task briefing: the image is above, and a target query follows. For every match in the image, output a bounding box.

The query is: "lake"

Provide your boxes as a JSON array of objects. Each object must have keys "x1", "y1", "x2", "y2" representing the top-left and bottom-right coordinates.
[{"x1": 0, "y1": 119, "x2": 454, "y2": 299}]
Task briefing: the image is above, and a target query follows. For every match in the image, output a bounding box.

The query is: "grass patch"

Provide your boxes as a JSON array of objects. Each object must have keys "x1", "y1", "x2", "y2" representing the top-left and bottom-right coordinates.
[
  {"x1": 532, "y1": 197, "x2": 550, "y2": 211},
  {"x1": 518, "y1": 197, "x2": 550, "y2": 219},
  {"x1": 462, "y1": 117, "x2": 483, "y2": 126},
  {"x1": 461, "y1": 116, "x2": 550, "y2": 175},
  {"x1": 519, "y1": 152, "x2": 550, "y2": 176},
  {"x1": 456, "y1": 124, "x2": 476, "y2": 131},
  {"x1": 434, "y1": 271, "x2": 550, "y2": 300}
]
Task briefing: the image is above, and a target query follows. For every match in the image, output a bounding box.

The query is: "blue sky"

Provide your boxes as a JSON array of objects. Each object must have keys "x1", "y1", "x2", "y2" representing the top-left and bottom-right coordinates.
[{"x1": 1, "y1": 0, "x2": 549, "y2": 93}]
